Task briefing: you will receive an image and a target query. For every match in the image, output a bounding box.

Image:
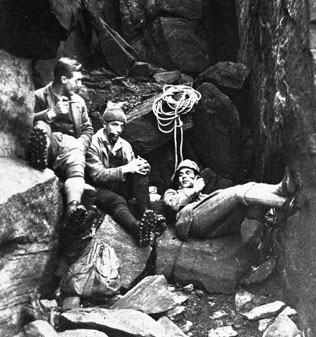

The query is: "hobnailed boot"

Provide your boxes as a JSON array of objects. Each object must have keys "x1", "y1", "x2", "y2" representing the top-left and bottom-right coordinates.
[
  {"x1": 151, "y1": 213, "x2": 168, "y2": 237},
  {"x1": 135, "y1": 209, "x2": 156, "y2": 247},
  {"x1": 27, "y1": 127, "x2": 49, "y2": 170},
  {"x1": 280, "y1": 166, "x2": 296, "y2": 197},
  {"x1": 66, "y1": 200, "x2": 87, "y2": 227}
]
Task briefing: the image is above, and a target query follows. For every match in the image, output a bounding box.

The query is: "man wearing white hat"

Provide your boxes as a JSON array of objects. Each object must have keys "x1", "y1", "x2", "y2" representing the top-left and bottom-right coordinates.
[{"x1": 164, "y1": 159, "x2": 295, "y2": 242}]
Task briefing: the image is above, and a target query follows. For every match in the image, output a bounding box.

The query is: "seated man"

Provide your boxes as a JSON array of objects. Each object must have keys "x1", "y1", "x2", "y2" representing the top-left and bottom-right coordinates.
[
  {"x1": 85, "y1": 104, "x2": 166, "y2": 247},
  {"x1": 27, "y1": 57, "x2": 94, "y2": 224},
  {"x1": 163, "y1": 159, "x2": 296, "y2": 241}
]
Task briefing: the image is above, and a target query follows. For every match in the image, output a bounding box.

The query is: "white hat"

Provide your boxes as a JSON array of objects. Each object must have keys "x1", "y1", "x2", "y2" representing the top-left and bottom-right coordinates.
[{"x1": 172, "y1": 159, "x2": 200, "y2": 182}]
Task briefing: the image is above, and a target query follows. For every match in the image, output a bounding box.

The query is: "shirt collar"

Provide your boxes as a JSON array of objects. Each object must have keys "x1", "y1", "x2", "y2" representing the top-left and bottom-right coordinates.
[{"x1": 101, "y1": 129, "x2": 123, "y2": 154}]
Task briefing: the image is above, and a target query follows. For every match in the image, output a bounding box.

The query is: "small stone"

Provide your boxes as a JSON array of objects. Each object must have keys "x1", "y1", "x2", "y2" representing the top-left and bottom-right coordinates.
[
  {"x1": 262, "y1": 313, "x2": 301, "y2": 337},
  {"x1": 210, "y1": 310, "x2": 228, "y2": 319},
  {"x1": 195, "y1": 289, "x2": 204, "y2": 297},
  {"x1": 214, "y1": 320, "x2": 224, "y2": 327},
  {"x1": 168, "y1": 286, "x2": 176, "y2": 292},
  {"x1": 167, "y1": 306, "x2": 186, "y2": 320},
  {"x1": 233, "y1": 324, "x2": 241, "y2": 329},
  {"x1": 62, "y1": 297, "x2": 80, "y2": 312},
  {"x1": 242, "y1": 300, "x2": 286, "y2": 320},
  {"x1": 173, "y1": 292, "x2": 188, "y2": 305},
  {"x1": 40, "y1": 299, "x2": 58, "y2": 310},
  {"x1": 235, "y1": 288, "x2": 255, "y2": 312},
  {"x1": 182, "y1": 284, "x2": 194, "y2": 293},
  {"x1": 208, "y1": 325, "x2": 238, "y2": 337},
  {"x1": 258, "y1": 318, "x2": 274, "y2": 332},
  {"x1": 279, "y1": 306, "x2": 297, "y2": 317},
  {"x1": 181, "y1": 320, "x2": 193, "y2": 333}
]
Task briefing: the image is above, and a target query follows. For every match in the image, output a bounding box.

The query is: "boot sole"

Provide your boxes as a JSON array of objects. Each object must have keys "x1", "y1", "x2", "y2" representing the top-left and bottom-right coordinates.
[
  {"x1": 28, "y1": 128, "x2": 48, "y2": 170},
  {"x1": 138, "y1": 209, "x2": 155, "y2": 247}
]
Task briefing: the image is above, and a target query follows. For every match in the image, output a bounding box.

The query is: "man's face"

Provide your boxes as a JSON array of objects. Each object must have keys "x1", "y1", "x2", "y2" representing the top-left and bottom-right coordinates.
[
  {"x1": 104, "y1": 121, "x2": 125, "y2": 145},
  {"x1": 178, "y1": 168, "x2": 196, "y2": 188},
  {"x1": 62, "y1": 71, "x2": 82, "y2": 97}
]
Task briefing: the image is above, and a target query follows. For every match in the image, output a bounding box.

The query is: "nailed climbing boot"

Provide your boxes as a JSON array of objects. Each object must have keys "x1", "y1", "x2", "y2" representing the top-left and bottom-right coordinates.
[
  {"x1": 152, "y1": 213, "x2": 168, "y2": 237},
  {"x1": 136, "y1": 209, "x2": 156, "y2": 247},
  {"x1": 281, "y1": 166, "x2": 296, "y2": 197},
  {"x1": 265, "y1": 194, "x2": 299, "y2": 227},
  {"x1": 66, "y1": 201, "x2": 87, "y2": 227},
  {"x1": 27, "y1": 127, "x2": 48, "y2": 170}
]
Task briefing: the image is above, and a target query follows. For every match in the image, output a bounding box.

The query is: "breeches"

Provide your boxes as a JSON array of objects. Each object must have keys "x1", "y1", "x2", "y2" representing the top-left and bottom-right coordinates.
[
  {"x1": 95, "y1": 173, "x2": 150, "y2": 217},
  {"x1": 35, "y1": 121, "x2": 85, "y2": 180},
  {"x1": 189, "y1": 187, "x2": 247, "y2": 239}
]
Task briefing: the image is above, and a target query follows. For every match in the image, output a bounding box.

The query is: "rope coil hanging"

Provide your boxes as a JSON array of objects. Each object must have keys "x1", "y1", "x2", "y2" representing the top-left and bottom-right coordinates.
[{"x1": 152, "y1": 84, "x2": 201, "y2": 172}]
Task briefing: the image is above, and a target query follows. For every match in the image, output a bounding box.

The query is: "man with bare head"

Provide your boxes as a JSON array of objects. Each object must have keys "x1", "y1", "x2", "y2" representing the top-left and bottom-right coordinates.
[{"x1": 28, "y1": 57, "x2": 93, "y2": 225}]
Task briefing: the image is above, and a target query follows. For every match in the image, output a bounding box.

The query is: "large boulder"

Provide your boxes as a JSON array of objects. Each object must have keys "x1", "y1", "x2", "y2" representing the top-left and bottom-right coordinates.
[
  {"x1": 61, "y1": 308, "x2": 166, "y2": 337},
  {"x1": 119, "y1": 0, "x2": 203, "y2": 40},
  {"x1": 111, "y1": 275, "x2": 177, "y2": 314},
  {"x1": 118, "y1": 0, "x2": 209, "y2": 75},
  {"x1": 189, "y1": 82, "x2": 241, "y2": 180},
  {"x1": 117, "y1": 0, "x2": 239, "y2": 74},
  {"x1": 155, "y1": 229, "x2": 251, "y2": 294},
  {"x1": 129, "y1": 17, "x2": 209, "y2": 75},
  {"x1": 0, "y1": 50, "x2": 34, "y2": 158},
  {"x1": 0, "y1": 0, "x2": 72, "y2": 59},
  {"x1": 194, "y1": 61, "x2": 250, "y2": 123},
  {"x1": 0, "y1": 158, "x2": 62, "y2": 337},
  {"x1": 83, "y1": 0, "x2": 138, "y2": 77},
  {"x1": 122, "y1": 94, "x2": 193, "y2": 155}
]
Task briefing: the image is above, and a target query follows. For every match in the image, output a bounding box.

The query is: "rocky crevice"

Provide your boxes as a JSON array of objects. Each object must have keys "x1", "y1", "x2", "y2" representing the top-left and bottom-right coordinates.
[{"x1": 0, "y1": 0, "x2": 316, "y2": 335}]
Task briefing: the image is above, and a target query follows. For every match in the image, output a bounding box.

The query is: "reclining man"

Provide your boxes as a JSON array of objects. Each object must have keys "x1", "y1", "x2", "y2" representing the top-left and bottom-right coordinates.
[
  {"x1": 85, "y1": 104, "x2": 166, "y2": 247},
  {"x1": 164, "y1": 159, "x2": 296, "y2": 242},
  {"x1": 27, "y1": 57, "x2": 94, "y2": 225}
]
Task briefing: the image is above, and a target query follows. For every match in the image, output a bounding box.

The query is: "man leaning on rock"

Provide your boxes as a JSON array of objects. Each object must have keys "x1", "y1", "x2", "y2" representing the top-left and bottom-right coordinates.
[{"x1": 27, "y1": 57, "x2": 94, "y2": 225}]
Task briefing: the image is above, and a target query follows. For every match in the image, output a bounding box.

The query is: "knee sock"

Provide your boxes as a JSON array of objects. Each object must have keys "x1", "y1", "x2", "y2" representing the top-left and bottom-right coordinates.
[
  {"x1": 114, "y1": 208, "x2": 139, "y2": 234},
  {"x1": 132, "y1": 175, "x2": 151, "y2": 214},
  {"x1": 240, "y1": 183, "x2": 287, "y2": 208},
  {"x1": 64, "y1": 177, "x2": 85, "y2": 204}
]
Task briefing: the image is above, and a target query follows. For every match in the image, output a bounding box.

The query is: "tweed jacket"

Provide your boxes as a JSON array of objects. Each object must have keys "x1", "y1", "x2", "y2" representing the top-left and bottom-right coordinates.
[
  {"x1": 86, "y1": 128, "x2": 135, "y2": 186},
  {"x1": 34, "y1": 82, "x2": 93, "y2": 153}
]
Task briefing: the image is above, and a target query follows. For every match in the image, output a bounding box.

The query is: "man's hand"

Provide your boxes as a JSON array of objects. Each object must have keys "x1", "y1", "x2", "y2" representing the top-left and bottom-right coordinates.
[
  {"x1": 47, "y1": 96, "x2": 70, "y2": 120},
  {"x1": 122, "y1": 156, "x2": 151, "y2": 175},
  {"x1": 137, "y1": 156, "x2": 150, "y2": 174},
  {"x1": 193, "y1": 177, "x2": 205, "y2": 194},
  {"x1": 54, "y1": 96, "x2": 71, "y2": 116}
]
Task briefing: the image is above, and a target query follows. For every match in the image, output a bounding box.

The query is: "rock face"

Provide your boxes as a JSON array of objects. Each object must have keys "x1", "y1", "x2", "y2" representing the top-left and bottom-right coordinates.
[
  {"x1": 236, "y1": 0, "x2": 316, "y2": 335},
  {"x1": 189, "y1": 82, "x2": 242, "y2": 180},
  {"x1": 0, "y1": 50, "x2": 34, "y2": 158},
  {"x1": 0, "y1": 158, "x2": 63, "y2": 337},
  {"x1": 0, "y1": 0, "x2": 70, "y2": 59},
  {"x1": 105, "y1": 0, "x2": 240, "y2": 75}
]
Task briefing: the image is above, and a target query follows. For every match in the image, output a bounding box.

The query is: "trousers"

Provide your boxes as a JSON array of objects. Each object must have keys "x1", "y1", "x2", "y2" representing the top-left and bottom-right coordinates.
[
  {"x1": 95, "y1": 173, "x2": 150, "y2": 232},
  {"x1": 35, "y1": 120, "x2": 85, "y2": 180}
]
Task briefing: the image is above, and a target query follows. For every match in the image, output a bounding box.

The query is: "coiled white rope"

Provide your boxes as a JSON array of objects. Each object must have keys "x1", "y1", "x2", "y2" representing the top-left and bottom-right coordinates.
[{"x1": 152, "y1": 84, "x2": 201, "y2": 171}]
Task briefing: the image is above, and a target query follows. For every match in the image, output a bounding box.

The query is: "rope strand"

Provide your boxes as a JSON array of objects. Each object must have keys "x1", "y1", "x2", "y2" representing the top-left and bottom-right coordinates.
[{"x1": 152, "y1": 84, "x2": 201, "y2": 171}]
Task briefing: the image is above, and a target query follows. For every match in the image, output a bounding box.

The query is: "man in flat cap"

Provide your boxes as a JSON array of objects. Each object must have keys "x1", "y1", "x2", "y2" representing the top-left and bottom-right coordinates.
[{"x1": 85, "y1": 103, "x2": 165, "y2": 247}]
